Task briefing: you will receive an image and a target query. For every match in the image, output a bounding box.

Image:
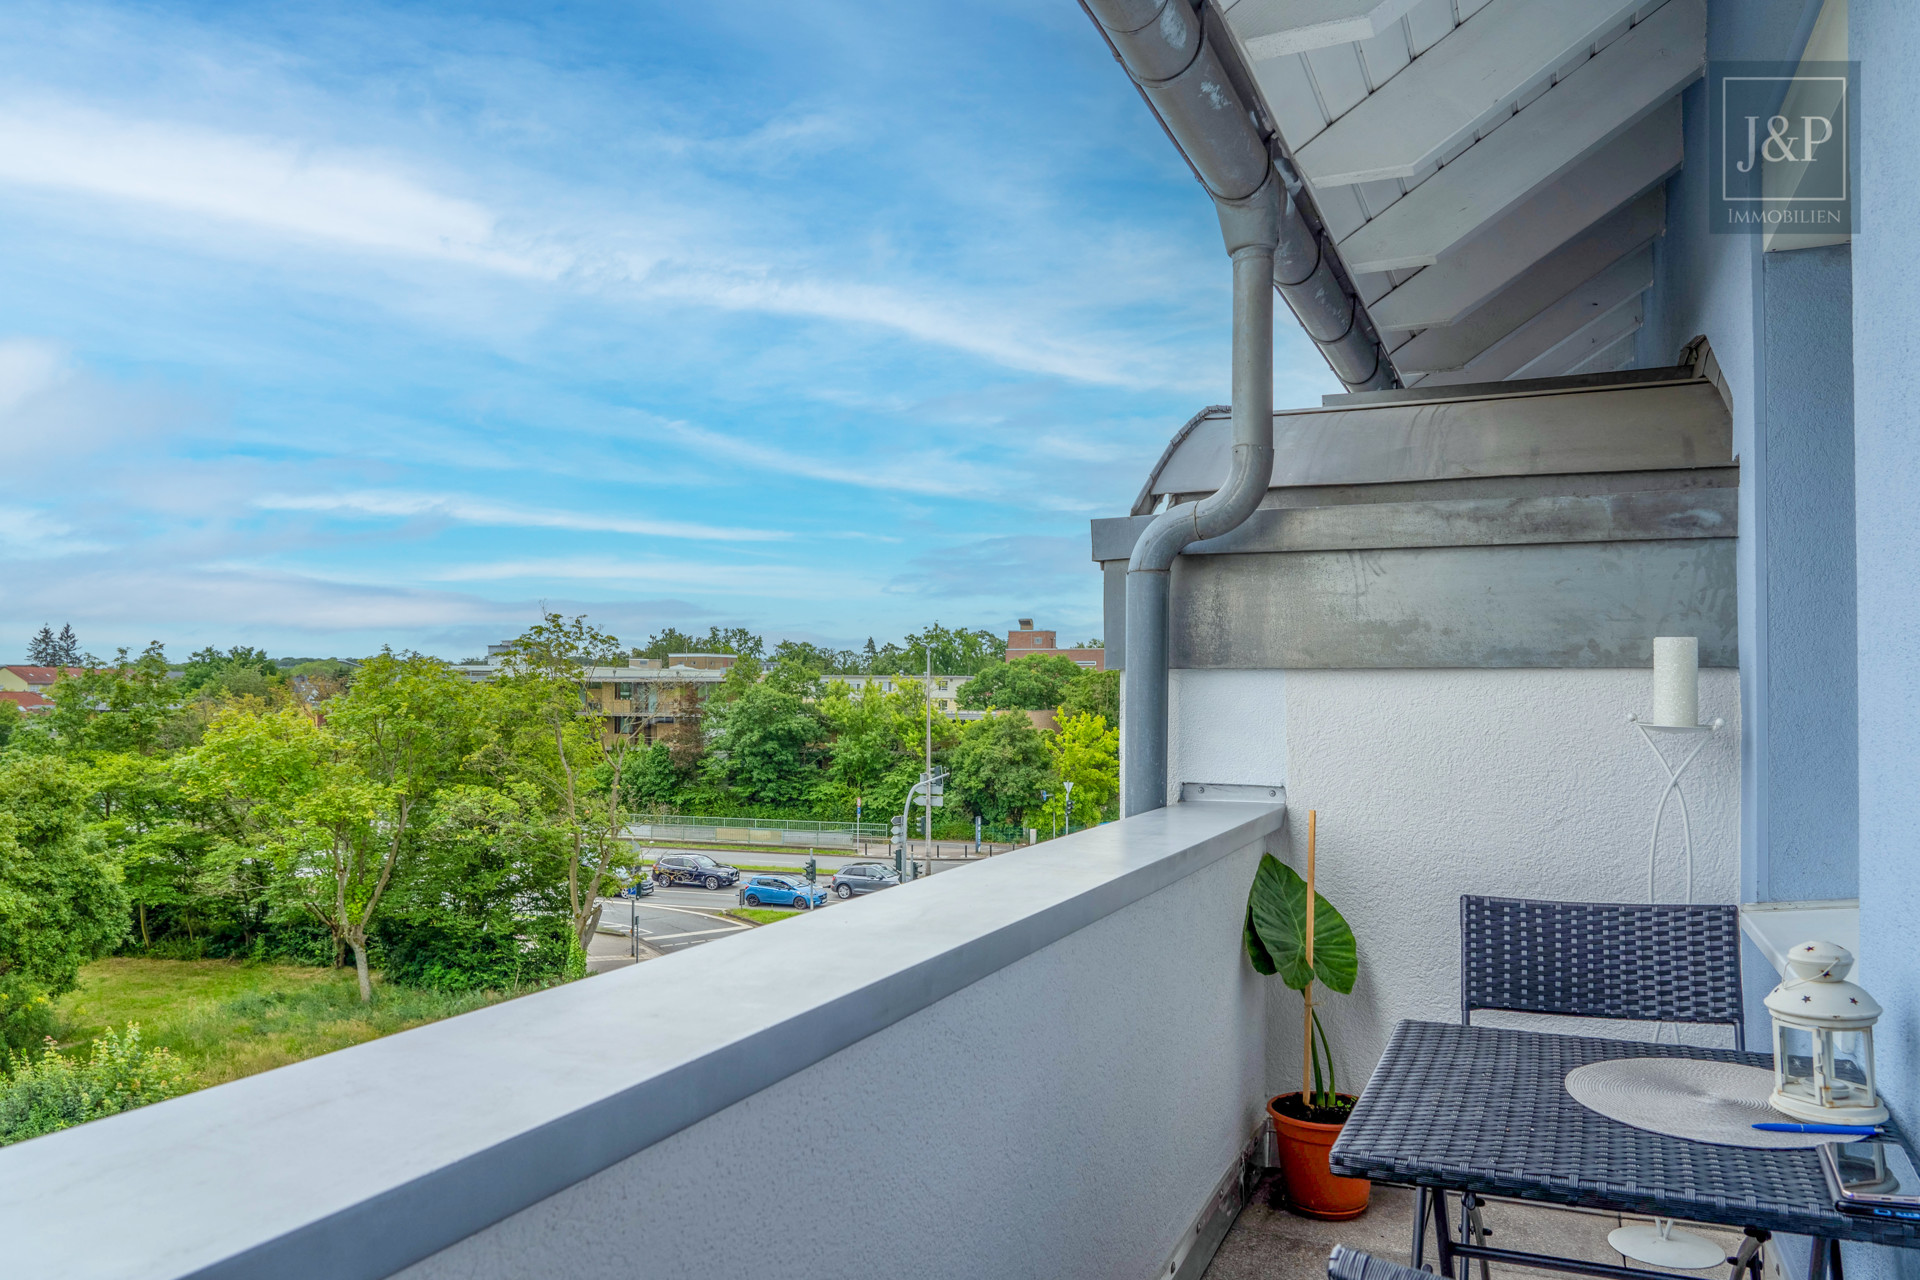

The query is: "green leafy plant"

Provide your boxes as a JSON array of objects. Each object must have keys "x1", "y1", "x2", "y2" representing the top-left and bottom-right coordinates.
[
  {"x1": 0, "y1": 1024, "x2": 190, "y2": 1145},
  {"x1": 1245, "y1": 853, "x2": 1357, "y2": 1112}
]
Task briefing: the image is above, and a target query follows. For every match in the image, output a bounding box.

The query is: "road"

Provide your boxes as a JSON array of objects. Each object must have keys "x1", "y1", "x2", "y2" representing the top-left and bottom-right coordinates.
[{"x1": 585, "y1": 881, "x2": 837, "y2": 971}]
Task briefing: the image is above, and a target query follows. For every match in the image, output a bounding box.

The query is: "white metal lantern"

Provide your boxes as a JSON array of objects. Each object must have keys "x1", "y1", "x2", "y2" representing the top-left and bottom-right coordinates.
[{"x1": 1763, "y1": 940, "x2": 1887, "y2": 1124}]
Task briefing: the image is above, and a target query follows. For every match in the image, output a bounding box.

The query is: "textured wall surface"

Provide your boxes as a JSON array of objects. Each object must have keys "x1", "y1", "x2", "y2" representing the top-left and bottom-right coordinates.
[
  {"x1": 1161, "y1": 669, "x2": 1743, "y2": 1098},
  {"x1": 1168, "y1": 668, "x2": 1287, "y2": 793},
  {"x1": 1759, "y1": 243, "x2": 1858, "y2": 901},
  {"x1": 1852, "y1": 4, "x2": 1920, "y2": 1279},
  {"x1": 396, "y1": 840, "x2": 1270, "y2": 1280}
]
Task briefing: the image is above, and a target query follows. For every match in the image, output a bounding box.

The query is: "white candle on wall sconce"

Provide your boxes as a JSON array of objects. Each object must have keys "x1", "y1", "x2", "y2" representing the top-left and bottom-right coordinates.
[{"x1": 1652, "y1": 636, "x2": 1699, "y2": 727}]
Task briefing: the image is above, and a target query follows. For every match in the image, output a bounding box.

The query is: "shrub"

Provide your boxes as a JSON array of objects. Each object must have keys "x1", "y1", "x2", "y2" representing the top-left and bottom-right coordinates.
[
  {"x1": 0, "y1": 1025, "x2": 191, "y2": 1146},
  {"x1": 373, "y1": 916, "x2": 570, "y2": 993}
]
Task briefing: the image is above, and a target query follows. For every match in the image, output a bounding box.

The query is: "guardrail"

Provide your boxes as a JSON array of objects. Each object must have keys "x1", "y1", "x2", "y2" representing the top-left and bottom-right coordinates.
[{"x1": 623, "y1": 814, "x2": 890, "y2": 847}]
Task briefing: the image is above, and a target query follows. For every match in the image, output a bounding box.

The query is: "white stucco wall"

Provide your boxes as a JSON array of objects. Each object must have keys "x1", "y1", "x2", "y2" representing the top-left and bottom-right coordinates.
[
  {"x1": 1167, "y1": 667, "x2": 1742, "y2": 1101},
  {"x1": 395, "y1": 837, "x2": 1271, "y2": 1280}
]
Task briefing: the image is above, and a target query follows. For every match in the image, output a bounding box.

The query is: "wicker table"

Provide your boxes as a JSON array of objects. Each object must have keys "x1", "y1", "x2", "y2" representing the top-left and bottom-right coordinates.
[{"x1": 1330, "y1": 1021, "x2": 1920, "y2": 1280}]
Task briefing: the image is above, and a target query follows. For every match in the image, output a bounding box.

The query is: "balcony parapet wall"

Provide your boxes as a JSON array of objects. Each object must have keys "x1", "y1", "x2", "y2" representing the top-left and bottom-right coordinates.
[{"x1": 0, "y1": 800, "x2": 1285, "y2": 1280}]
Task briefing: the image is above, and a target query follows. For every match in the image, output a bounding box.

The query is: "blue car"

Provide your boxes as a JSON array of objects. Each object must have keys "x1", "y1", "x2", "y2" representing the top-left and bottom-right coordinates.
[{"x1": 740, "y1": 874, "x2": 827, "y2": 910}]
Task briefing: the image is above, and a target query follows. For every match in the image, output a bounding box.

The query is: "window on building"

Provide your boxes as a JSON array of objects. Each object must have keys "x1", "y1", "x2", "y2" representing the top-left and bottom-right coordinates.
[{"x1": 616, "y1": 683, "x2": 633, "y2": 700}]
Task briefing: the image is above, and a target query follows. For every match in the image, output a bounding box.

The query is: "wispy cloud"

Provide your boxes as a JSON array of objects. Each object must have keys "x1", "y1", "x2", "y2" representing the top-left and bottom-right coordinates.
[
  {"x1": 251, "y1": 490, "x2": 788, "y2": 544},
  {"x1": 0, "y1": 102, "x2": 561, "y2": 276}
]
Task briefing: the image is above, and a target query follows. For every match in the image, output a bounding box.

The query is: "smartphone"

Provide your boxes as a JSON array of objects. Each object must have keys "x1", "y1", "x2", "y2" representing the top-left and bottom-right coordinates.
[{"x1": 1821, "y1": 1139, "x2": 1920, "y2": 1221}]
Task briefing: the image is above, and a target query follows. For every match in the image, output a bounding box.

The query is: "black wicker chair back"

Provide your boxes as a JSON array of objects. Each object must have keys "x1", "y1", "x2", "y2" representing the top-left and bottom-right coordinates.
[
  {"x1": 1330, "y1": 1244, "x2": 1428, "y2": 1280},
  {"x1": 1460, "y1": 896, "x2": 1745, "y2": 1050}
]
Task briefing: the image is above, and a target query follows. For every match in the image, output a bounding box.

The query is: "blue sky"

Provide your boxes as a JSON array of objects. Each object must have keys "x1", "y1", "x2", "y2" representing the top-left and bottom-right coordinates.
[{"x1": 0, "y1": 0, "x2": 1339, "y2": 663}]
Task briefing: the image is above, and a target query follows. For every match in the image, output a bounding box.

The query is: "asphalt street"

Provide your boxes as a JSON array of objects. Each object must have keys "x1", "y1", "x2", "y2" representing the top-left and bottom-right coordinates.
[{"x1": 584, "y1": 882, "x2": 835, "y2": 971}]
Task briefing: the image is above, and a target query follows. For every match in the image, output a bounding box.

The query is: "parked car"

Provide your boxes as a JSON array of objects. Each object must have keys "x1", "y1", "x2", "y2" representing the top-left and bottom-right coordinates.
[
  {"x1": 829, "y1": 862, "x2": 900, "y2": 899},
  {"x1": 652, "y1": 853, "x2": 739, "y2": 890},
  {"x1": 740, "y1": 875, "x2": 828, "y2": 910}
]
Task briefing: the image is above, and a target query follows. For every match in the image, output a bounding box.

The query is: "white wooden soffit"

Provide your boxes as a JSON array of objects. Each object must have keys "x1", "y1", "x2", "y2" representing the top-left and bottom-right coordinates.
[
  {"x1": 1512, "y1": 294, "x2": 1646, "y2": 380},
  {"x1": 1564, "y1": 328, "x2": 1640, "y2": 375},
  {"x1": 1367, "y1": 100, "x2": 1678, "y2": 331},
  {"x1": 1391, "y1": 189, "x2": 1664, "y2": 373},
  {"x1": 1222, "y1": 0, "x2": 1426, "y2": 59},
  {"x1": 1335, "y1": 0, "x2": 1704, "y2": 274},
  {"x1": 1416, "y1": 245, "x2": 1656, "y2": 385},
  {"x1": 1293, "y1": 0, "x2": 1650, "y2": 187}
]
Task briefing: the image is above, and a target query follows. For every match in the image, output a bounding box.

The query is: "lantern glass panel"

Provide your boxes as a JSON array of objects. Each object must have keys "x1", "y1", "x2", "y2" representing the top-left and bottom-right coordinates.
[
  {"x1": 1828, "y1": 1030, "x2": 1873, "y2": 1105},
  {"x1": 1776, "y1": 1024, "x2": 1816, "y2": 1098}
]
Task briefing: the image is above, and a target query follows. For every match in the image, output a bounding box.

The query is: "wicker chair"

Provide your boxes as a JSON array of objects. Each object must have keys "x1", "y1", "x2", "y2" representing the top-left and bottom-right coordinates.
[
  {"x1": 1459, "y1": 895, "x2": 1745, "y2": 1050},
  {"x1": 1330, "y1": 1245, "x2": 1426, "y2": 1280},
  {"x1": 1435, "y1": 896, "x2": 1749, "y2": 1279}
]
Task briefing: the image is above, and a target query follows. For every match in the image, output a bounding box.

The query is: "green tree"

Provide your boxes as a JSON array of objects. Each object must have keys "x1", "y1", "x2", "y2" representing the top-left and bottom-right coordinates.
[
  {"x1": 43, "y1": 643, "x2": 186, "y2": 757},
  {"x1": 180, "y1": 646, "x2": 282, "y2": 697},
  {"x1": 956, "y1": 653, "x2": 1086, "y2": 712},
  {"x1": 0, "y1": 755, "x2": 129, "y2": 1048},
  {"x1": 869, "y1": 624, "x2": 1005, "y2": 677},
  {"x1": 635, "y1": 626, "x2": 764, "y2": 662},
  {"x1": 0, "y1": 700, "x2": 20, "y2": 750},
  {"x1": 182, "y1": 652, "x2": 474, "y2": 1001},
  {"x1": 1038, "y1": 712, "x2": 1119, "y2": 832},
  {"x1": 489, "y1": 615, "x2": 633, "y2": 953},
  {"x1": 946, "y1": 711, "x2": 1050, "y2": 829},
  {"x1": 1059, "y1": 669, "x2": 1120, "y2": 726},
  {"x1": 376, "y1": 784, "x2": 571, "y2": 992},
  {"x1": 705, "y1": 682, "x2": 824, "y2": 806}
]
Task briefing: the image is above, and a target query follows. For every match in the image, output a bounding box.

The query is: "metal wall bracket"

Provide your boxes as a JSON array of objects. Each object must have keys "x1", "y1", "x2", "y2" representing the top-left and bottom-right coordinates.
[{"x1": 1180, "y1": 783, "x2": 1285, "y2": 804}]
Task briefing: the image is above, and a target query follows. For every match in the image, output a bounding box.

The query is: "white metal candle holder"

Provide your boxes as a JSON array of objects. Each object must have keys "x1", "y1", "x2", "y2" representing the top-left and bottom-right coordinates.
[
  {"x1": 1627, "y1": 715, "x2": 1726, "y2": 904},
  {"x1": 1606, "y1": 713, "x2": 1727, "y2": 1271}
]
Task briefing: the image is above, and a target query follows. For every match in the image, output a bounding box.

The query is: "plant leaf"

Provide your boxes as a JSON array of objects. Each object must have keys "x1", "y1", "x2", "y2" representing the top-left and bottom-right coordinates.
[
  {"x1": 1244, "y1": 900, "x2": 1277, "y2": 975},
  {"x1": 1245, "y1": 852, "x2": 1358, "y2": 994}
]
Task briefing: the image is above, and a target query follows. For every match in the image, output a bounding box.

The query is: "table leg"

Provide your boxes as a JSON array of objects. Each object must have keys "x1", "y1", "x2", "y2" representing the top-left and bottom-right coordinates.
[
  {"x1": 1463, "y1": 1194, "x2": 1493, "y2": 1280},
  {"x1": 1826, "y1": 1239, "x2": 1844, "y2": 1280},
  {"x1": 1728, "y1": 1227, "x2": 1769, "y2": 1280},
  {"x1": 1413, "y1": 1187, "x2": 1430, "y2": 1271},
  {"x1": 1433, "y1": 1189, "x2": 1457, "y2": 1280}
]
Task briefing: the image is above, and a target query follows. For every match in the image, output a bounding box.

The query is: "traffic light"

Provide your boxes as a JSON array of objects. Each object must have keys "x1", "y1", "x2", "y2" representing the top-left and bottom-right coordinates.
[
  {"x1": 805, "y1": 855, "x2": 817, "y2": 884},
  {"x1": 889, "y1": 814, "x2": 905, "y2": 848}
]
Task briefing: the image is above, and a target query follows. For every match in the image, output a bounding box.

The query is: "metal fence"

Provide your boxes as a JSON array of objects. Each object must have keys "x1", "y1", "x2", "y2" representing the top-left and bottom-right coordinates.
[{"x1": 622, "y1": 814, "x2": 890, "y2": 849}]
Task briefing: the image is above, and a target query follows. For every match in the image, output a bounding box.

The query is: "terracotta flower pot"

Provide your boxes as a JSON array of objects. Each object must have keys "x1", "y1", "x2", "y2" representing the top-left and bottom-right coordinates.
[{"x1": 1269, "y1": 1093, "x2": 1370, "y2": 1219}]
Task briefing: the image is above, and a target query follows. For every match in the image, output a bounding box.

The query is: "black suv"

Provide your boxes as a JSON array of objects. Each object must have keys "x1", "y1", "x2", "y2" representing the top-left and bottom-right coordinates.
[{"x1": 652, "y1": 853, "x2": 740, "y2": 890}]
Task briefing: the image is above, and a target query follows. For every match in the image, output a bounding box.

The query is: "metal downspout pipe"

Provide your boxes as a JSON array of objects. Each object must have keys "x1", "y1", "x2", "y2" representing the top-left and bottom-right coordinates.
[
  {"x1": 1083, "y1": 0, "x2": 1375, "y2": 812},
  {"x1": 1123, "y1": 183, "x2": 1277, "y2": 814}
]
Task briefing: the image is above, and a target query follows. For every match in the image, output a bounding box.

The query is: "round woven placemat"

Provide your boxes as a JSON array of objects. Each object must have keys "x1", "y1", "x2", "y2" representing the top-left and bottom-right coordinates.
[{"x1": 1564, "y1": 1058, "x2": 1842, "y2": 1149}]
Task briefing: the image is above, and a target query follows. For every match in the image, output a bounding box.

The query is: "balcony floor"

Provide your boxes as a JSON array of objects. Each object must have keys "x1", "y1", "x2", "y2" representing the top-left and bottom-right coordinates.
[{"x1": 1206, "y1": 1181, "x2": 1750, "y2": 1280}]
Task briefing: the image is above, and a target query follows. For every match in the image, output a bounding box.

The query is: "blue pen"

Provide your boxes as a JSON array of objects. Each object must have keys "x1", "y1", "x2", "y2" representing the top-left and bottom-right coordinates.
[{"x1": 1753, "y1": 1122, "x2": 1884, "y2": 1135}]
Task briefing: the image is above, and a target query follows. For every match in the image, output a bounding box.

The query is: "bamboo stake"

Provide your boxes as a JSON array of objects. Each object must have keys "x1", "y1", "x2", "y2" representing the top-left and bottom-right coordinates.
[{"x1": 1303, "y1": 809, "x2": 1317, "y2": 1102}]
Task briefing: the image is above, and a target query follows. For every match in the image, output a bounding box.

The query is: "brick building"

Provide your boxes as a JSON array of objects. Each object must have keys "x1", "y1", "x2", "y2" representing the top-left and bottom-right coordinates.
[{"x1": 1004, "y1": 620, "x2": 1104, "y2": 671}]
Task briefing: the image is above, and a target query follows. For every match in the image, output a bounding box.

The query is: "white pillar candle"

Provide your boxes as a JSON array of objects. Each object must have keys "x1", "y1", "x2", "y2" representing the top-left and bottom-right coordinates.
[{"x1": 1652, "y1": 636, "x2": 1699, "y2": 727}]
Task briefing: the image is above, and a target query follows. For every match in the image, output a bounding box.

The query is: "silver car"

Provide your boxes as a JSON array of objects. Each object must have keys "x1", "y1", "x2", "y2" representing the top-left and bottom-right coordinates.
[{"x1": 829, "y1": 862, "x2": 901, "y2": 899}]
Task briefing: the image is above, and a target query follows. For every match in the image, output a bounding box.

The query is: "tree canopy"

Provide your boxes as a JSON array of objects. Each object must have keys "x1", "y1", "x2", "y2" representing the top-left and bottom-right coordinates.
[
  {"x1": 956, "y1": 653, "x2": 1087, "y2": 711},
  {"x1": 0, "y1": 755, "x2": 128, "y2": 1048}
]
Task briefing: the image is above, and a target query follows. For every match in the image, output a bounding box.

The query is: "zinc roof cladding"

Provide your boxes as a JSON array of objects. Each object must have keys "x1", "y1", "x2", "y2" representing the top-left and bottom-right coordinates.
[{"x1": 1214, "y1": 0, "x2": 1701, "y2": 385}]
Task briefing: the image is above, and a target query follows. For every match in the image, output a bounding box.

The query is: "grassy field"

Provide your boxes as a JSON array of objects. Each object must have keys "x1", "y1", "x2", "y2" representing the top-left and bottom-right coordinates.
[{"x1": 51, "y1": 959, "x2": 522, "y2": 1088}]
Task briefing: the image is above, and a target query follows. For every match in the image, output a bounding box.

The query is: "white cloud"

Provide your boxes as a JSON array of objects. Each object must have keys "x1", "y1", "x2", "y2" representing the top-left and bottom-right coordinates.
[
  {"x1": 0, "y1": 100, "x2": 1196, "y2": 391},
  {"x1": 644, "y1": 416, "x2": 1013, "y2": 499},
  {"x1": 0, "y1": 101, "x2": 559, "y2": 276},
  {"x1": 0, "y1": 504, "x2": 108, "y2": 557},
  {"x1": 251, "y1": 490, "x2": 788, "y2": 544}
]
